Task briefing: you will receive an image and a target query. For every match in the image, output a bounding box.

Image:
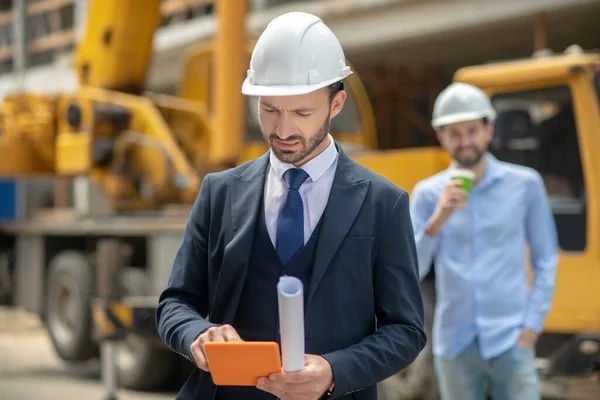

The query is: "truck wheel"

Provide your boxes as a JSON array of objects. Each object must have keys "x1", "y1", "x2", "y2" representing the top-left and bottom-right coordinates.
[
  {"x1": 117, "y1": 334, "x2": 179, "y2": 390},
  {"x1": 378, "y1": 278, "x2": 439, "y2": 400},
  {"x1": 46, "y1": 251, "x2": 99, "y2": 361},
  {"x1": 116, "y1": 267, "x2": 178, "y2": 390}
]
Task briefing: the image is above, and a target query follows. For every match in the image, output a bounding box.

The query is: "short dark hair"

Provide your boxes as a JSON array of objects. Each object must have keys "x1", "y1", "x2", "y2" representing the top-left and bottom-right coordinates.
[{"x1": 327, "y1": 80, "x2": 344, "y2": 103}]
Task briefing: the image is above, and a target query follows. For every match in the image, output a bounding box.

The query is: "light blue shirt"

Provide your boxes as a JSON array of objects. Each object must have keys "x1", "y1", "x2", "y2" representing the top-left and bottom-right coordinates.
[{"x1": 410, "y1": 153, "x2": 558, "y2": 360}]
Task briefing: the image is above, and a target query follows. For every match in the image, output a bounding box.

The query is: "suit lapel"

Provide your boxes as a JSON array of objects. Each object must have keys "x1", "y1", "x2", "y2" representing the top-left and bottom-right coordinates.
[
  {"x1": 210, "y1": 153, "x2": 269, "y2": 323},
  {"x1": 307, "y1": 144, "x2": 370, "y2": 307}
]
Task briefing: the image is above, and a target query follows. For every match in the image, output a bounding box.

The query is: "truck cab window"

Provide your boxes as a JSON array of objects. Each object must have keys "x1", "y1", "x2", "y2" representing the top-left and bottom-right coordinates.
[{"x1": 491, "y1": 86, "x2": 586, "y2": 252}]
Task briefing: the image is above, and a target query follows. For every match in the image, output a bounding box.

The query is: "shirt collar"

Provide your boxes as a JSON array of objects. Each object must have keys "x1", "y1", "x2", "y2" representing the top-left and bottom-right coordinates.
[
  {"x1": 269, "y1": 134, "x2": 338, "y2": 183},
  {"x1": 481, "y1": 153, "x2": 505, "y2": 183}
]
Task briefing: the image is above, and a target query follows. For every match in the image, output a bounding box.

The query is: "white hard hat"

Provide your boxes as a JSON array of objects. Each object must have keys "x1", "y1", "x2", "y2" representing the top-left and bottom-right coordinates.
[
  {"x1": 241, "y1": 12, "x2": 352, "y2": 97},
  {"x1": 431, "y1": 82, "x2": 497, "y2": 129}
]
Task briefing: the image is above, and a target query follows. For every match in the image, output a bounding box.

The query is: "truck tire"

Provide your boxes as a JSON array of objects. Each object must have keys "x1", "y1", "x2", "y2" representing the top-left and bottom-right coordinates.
[
  {"x1": 378, "y1": 277, "x2": 439, "y2": 400},
  {"x1": 116, "y1": 333, "x2": 179, "y2": 390},
  {"x1": 116, "y1": 267, "x2": 179, "y2": 390},
  {"x1": 45, "y1": 251, "x2": 99, "y2": 361}
]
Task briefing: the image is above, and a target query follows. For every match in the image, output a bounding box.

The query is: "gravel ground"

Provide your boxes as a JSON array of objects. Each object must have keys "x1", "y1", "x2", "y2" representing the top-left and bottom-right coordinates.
[
  {"x1": 0, "y1": 306, "x2": 175, "y2": 400},
  {"x1": 1, "y1": 306, "x2": 598, "y2": 400}
]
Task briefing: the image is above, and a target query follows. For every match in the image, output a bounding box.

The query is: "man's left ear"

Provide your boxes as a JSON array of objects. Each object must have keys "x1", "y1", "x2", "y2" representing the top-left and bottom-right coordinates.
[{"x1": 330, "y1": 90, "x2": 347, "y2": 119}]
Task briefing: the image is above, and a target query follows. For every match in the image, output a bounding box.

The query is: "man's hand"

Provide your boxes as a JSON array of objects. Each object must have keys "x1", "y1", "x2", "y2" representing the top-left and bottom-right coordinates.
[
  {"x1": 190, "y1": 324, "x2": 243, "y2": 371},
  {"x1": 425, "y1": 179, "x2": 469, "y2": 236},
  {"x1": 517, "y1": 328, "x2": 539, "y2": 349},
  {"x1": 257, "y1": 354, "x2": 333, "y2": 400}
]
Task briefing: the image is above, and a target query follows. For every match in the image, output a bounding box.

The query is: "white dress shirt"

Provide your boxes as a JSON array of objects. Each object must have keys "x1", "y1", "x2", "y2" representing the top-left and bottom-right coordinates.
[{"x1": 264, "y1": 135, "x2": 339, "y2": 247}]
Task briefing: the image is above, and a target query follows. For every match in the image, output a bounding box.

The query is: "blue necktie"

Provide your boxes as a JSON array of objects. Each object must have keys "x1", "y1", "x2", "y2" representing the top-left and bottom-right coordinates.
[{"x1": 276, "y1": 168, "x2": 309, "y2": 265}]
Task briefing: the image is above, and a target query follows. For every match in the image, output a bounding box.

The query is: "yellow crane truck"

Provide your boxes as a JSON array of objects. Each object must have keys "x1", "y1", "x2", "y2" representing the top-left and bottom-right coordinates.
[
  {"x1": 377, "y1": 48, "x2": 600, "y2": 400},
  {"x1": 0, "y1": 0, "x2": 598, "y2": 397}
]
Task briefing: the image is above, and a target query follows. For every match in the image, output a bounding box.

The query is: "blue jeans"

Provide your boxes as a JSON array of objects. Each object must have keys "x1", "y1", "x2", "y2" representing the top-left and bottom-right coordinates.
[{"x1": 434, "y1": 339, "x2": 540, "y2": 400}]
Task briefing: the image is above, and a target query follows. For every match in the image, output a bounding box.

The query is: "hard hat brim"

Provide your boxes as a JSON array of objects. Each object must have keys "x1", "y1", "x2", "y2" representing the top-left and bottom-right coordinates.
[
  {"x1": 241, "y1": 72, "x2": 352, "y2": 97},
  {"x1": 432, "y1": 110, "x2": 496, "y2": 129}
]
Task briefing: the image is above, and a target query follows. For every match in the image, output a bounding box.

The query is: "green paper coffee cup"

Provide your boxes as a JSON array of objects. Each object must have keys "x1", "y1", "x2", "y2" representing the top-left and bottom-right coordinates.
[{"x1": 451, "y1": 169, "x2": 475, "y2": 192}]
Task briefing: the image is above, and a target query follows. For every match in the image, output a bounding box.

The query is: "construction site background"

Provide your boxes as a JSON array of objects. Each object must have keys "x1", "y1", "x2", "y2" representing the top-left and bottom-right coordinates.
[{"x1": 0, "y1": 1, "x2": 599, "y2": 399}]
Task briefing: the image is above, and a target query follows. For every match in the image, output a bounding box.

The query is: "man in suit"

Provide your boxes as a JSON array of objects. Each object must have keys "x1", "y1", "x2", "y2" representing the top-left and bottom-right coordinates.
[{"x1": 156, "y1": 11, "x2": 426, "y2": 400}]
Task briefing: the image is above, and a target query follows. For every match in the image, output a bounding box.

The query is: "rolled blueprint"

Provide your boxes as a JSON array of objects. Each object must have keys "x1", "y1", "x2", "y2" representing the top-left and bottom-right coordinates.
[{"x1": 277, "y1": 275, "x2": 305, "y2": 372}]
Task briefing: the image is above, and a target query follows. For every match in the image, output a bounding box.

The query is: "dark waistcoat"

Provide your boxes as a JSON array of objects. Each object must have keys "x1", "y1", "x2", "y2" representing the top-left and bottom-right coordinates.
[{"x1": 216, "y1": 200, "x2": 324, "y2": 400}]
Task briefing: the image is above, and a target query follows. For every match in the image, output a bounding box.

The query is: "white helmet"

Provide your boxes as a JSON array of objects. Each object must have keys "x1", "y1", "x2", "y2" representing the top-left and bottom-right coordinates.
[
  {"x1": 431, "y1": 82, "x2": 497, "y2": 129},
  {"x1": 241, "y1": 12, "x2": 352, "y2": 96}
]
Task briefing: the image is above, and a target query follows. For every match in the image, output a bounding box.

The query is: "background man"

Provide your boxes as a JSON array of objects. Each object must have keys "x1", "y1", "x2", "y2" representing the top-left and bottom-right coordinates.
[
  {"x1": 410, "y1": 82, "x2": 559, "y2": 400},
  {"x1": 156, "y1": 11, "x2": 426, "y2": 400}
]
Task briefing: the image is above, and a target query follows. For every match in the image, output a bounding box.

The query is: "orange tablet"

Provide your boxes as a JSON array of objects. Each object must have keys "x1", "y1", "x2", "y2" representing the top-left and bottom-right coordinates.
[{"x1": 204, "y1": 341, "x2": 282, "y2": 386}]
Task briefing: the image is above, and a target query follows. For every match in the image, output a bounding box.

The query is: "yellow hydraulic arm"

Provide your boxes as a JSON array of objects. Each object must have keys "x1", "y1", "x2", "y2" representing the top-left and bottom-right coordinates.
[
  {"x1": 0, "y1": 0, "x2": 248, "y2": 211},
  {"x1": 74, "y1": 0, "x2": 162, "y2": 93},
  {"x1": 0, "y1": 0, "x2": 386, "y2": 210}
]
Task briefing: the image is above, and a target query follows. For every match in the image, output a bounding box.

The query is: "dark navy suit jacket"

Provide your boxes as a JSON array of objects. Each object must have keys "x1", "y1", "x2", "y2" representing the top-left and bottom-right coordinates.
[{"x1": 156, "y1": 143, "x2": 426, "y2": 399}]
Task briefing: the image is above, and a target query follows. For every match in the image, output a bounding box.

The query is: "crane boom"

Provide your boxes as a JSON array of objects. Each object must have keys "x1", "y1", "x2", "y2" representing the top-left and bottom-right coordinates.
[
  {"x1": 0, "y1": 0, "x2": 248, "y2": 211},
  {"x1": 74, "y1": 0, "x2": 162, "y2": 94}
]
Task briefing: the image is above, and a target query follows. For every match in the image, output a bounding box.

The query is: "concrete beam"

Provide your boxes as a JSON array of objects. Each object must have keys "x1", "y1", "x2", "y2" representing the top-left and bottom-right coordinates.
[
  {"x1": 320, "y1": 0, "x2": 599, "y2": 53},
  {"x1": 147, "y1": 0, "x2": 600, "y2": 88},
  {"x1": 151, "y1": 0, "x2": 597, "y2": 55},
  {"x1": 1, "y1": 0, "x2": 599, "y2": 98}
]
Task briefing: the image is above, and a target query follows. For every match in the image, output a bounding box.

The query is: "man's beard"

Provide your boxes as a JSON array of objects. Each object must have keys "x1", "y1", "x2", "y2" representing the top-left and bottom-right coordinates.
[
  {"x1": 264, "y1": 113, "x2": 330, "y2": 164},
  {"x1": 452, "y1": 146, "x2": 485, "y2": 167}
]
